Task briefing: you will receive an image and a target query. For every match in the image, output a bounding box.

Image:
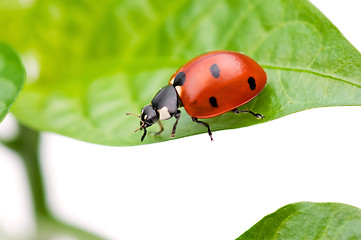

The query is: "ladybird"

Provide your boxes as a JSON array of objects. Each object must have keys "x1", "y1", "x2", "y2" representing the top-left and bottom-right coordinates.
[{"x1": 127, "y1": 50, "x2": 267, "y2": 141}]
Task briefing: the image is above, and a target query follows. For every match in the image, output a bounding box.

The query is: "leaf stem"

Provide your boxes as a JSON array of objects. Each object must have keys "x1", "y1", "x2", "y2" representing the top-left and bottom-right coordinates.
[
  {"x1": 3, "y1": 125, "x2": 49, "y2": 219},
  {"x1": 2, "y1": 124, "x2": 105, "y2": 239}
]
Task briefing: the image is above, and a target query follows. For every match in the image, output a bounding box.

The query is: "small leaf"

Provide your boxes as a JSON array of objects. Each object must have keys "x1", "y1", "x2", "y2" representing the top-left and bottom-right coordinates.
[
  {"x1": 1, "y1": 0, "x2": 361, "y2": 145},
  {"x1": 237, "y1": 202, "x2": 361, "y2": 240},
  {"x1": 0, "y1": 42, "x2": 25, "y2": 123}
]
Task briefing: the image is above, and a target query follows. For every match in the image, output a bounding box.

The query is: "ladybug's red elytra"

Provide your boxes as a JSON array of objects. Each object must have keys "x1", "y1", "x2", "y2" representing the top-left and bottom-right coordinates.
[{"x1": 127, "y1": 50, "x2": 267, "y2": 141}]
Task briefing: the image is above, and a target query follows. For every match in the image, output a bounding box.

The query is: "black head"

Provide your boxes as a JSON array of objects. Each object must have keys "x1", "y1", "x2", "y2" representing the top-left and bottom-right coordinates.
[
  {"x1": 140, "y1": 104, "x2": 159, "y2": 128},
  {"x1": 126, "y1": 104, "x2": 159, "y2": 142},
  {"x1": 138, "y1": 105, "x2": 159, "y2": 141}
]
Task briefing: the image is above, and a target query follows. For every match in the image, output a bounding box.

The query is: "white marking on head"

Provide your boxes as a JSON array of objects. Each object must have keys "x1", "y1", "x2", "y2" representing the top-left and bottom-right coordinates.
[
  {"x1": 158, "y1": 106, "x2": 171, "y2": 120},
  {"x1": 169, "y1": 77, "x2": 175, "y2": 85}
]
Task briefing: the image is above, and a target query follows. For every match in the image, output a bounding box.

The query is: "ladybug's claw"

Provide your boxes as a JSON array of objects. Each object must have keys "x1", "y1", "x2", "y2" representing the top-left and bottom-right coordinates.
[
  {"x1": 170, "y1": 110, "x2": 181, "y2": 138},
  {"x1": 233, "y1": 109, "x2": 264, "y2": 120},
  {"x1": 155, "y1": 121, "x2": 164, "y2": 135},
  {"x1": 191, "y1": 117, "x2": 213, "y2": 141}
]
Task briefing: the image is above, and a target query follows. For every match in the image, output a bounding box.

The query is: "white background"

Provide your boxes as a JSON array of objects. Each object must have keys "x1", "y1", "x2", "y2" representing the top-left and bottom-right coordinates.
[{"x1": 1, "y1": 0, "x2": 361, "y2": 239}]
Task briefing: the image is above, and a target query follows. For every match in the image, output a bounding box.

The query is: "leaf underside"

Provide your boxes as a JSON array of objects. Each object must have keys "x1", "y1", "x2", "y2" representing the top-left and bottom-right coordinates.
[
  {"x1": 0, "y1": 0, "x2": 360, "y2": 145},
  {"x1": 237, "y1": 202, "x2": 361, "y2": 240}
]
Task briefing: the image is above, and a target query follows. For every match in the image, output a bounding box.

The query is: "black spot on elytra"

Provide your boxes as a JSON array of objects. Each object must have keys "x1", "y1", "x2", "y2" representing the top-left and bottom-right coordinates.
[
  {"x1": 209, "y1": 96, "x2": 218, "y2": 107},
  {"x1": 248, "y1": 77, "x2": 256, "y2": 90},
  {"x1": 210, "y1": 63, "x2": 220, "y2": 78},
  {"x1": 173, "y1": 72, "x2": 186, "y2": 86}
]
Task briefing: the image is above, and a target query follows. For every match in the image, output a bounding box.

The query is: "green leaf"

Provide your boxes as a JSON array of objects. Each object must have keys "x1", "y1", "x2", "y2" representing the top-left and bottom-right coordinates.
[
  {"x1": 0, "y1": 42, "x2": 25, "y2": 123},
  {"x1": 237, "y1": 202, "x2": 361, "y2": 240},
  {"x1": 0, "y1": 0, "x2": 361, "y2": 145}
]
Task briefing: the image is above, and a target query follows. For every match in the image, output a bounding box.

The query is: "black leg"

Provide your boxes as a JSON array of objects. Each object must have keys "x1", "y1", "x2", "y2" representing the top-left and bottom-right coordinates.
[
  {"x1": 141, "y1": 128, "x2": 147, "y2": 142},
  {"x1": 155, "y1": 121, "x2": 164, "y2": 135},
  {"x1": 191, "y1": 117, "x2": 213, "y2": 141},
  {"x1": 171, "y1": 110, "x2": 181, "y2": 138},
  {"x1": 232, "y1": 108, "x2": 264, "y2": 119}
]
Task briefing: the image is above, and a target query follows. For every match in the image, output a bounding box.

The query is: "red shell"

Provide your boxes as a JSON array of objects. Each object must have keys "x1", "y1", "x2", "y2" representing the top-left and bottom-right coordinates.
[{"x1": 169, "y1": 50, "x2": 267, "y2": 118}]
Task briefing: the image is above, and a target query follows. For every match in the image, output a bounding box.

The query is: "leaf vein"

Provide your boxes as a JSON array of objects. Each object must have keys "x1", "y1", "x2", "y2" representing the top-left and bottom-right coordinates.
[{"x1": 262, "y1": 64, "x2": 361, "y2": 89}]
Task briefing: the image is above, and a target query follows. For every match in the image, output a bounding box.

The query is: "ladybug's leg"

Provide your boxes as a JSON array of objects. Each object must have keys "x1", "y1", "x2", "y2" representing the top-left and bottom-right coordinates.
[
  {"x1": 232, "y1": 109, "x2": 264, "y2": 119},
  {"x1": 155, "y1": 121, "x2": 164, "y2": 135},
  {"x1": 171, "y1": 110, "x2": 181, "y2": 138},
  {"x1": 191, "y1": 117, "x2": 213, "y2": 141},
  {"x1": 141, "y1": 128, "x2": 147, "y2": 142}
]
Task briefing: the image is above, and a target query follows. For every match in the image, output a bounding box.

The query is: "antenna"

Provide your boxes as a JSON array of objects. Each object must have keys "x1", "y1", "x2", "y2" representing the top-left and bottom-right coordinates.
[
  {"x1": 126, "y1": 112, "x2": 140, "y2": 118},
  {"x1": 134, "y1": 122, "x2": 145, "y2": 132},
  {"x1": 126, "y1": 112, "x2": 146, "y2": 132}
]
